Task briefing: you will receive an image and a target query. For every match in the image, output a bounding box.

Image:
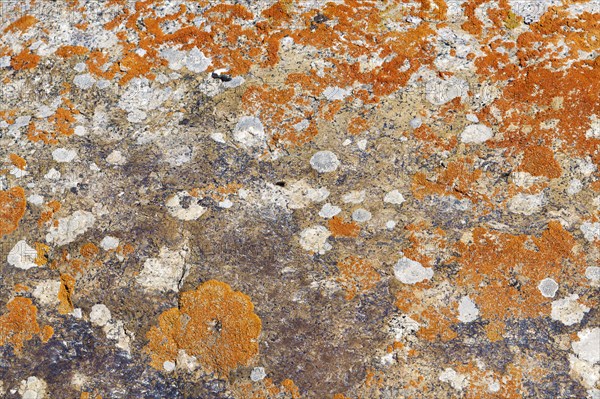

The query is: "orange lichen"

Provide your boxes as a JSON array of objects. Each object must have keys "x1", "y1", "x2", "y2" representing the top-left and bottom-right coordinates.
[
  {"x1": 453, "y1": 221, "x2": 586, "y2": 321},
  {"x1": 56, "y1": 45, "x2": 89, "y2": 58},
  {"x1": 0, "y1": 297, "x2": 42, "y2": 354},
  {"x1": 14, "y1": 284, "x2": 30, "y2": 293},
  {"x1": 58, "y1": 274, "x2": 75, "y2": 314},
  {"x1": 8, "y1": 153, "x2": 26, "y2": 170},
  {"x1": 518, "y1": 145, "x2": 562, "y2": 179},
  {"x1": 0, "y1": 187, "x2": 27, "y2": 236},
  {"x1": 328, "y1": 216, "x2": 360, "y2": 238},
  {"x1": 3, "y1": 15, "x2": 38, "y2": 33},
  {"x1": 336, "y1": 256, "x2": 381, "y2": 300},
  {"x1": 40, "y1": 325, "x2": 54, "y2": 343},
  {"x1": 10, "y1": 49, "x2": 40, "y2": 70},
  {"x1": 281, "y1": 379, "x2": 301, "y2": 399},
  {"x1": 34, "y1": 242, "x2": 50, "y2": 266},
  {"x1": 80, "y1": 243, "x2": 99, "y2": 259},
  {"x1": 145, "y1": 280, "x2": 261, "y2": 377}
]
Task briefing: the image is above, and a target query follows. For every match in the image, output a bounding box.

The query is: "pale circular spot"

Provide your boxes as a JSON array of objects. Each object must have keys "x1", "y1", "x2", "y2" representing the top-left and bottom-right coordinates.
[{"x1": 310, "y1": 151, "x2": 340, "y2": 173}]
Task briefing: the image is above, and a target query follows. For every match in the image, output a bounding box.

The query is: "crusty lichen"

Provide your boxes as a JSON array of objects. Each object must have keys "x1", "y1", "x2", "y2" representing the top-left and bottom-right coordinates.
[{"x1": 145, "y1": 280, "x2": 261, "y2": 376}]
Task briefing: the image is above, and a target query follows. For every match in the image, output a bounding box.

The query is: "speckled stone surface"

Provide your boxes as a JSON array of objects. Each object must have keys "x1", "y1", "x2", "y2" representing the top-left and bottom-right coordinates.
[{"x1": 0, "y1": 1, "x2": 599, "y2": 398}]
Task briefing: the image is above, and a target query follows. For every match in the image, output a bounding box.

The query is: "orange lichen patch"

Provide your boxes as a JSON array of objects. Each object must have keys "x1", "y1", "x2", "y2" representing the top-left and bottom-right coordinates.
[
  {"x1": 453, "y1": 221, "x2": 585, "y2": 321},
  {"x1": 55, "y1": 45, "x2": 89, "y2": 58},
  {"x1": 145, "y1": 280, "x2": 261, "y2": 377},
  {"x1": 3, "y1": 15, "x2": 38, "y2": 33},
  {"x1": 40, "y1": 325, "x2": 54, "y2": 343},
  {"x1": 333, "y1": 394, "x2": 350, "y2": 399},
  {"x1": 518, "y1": 145, "x2": 562, "y2": 179},
  {"x1": 34, "y1": 242, "x2": 50, "y2": 266},
  {"x1": 411, "y1": 160, "x2": 486, "y2": 202},
  {"x1": 10, "y1": 49, "x2": 41, "y2": 70},
  {"x1": 49, "y1": 106, "x2": 77, "y2": 136},
  {"x1": 8, "y1": 153, "x2": 26, "y2": 170},
  {"x1": 0, "y1": 297, "x2": 41, "y2": 354},
  {"x1": 347, "y1": 116, "x2": 369, "y2": 136},
  {"x1": 328, "y1": 216, "x2": 360, "y2": 238},
  {"x1": 58, "y1": 274, "x2": 75, "y2": 314},
  {"x1": 0, "y1": 187, "x2": 27, "y2": 236},
  {"x1": 336, "y1": 256, "x2": 381, "y2": 300},
  {"x1": 79, "y1": 243, "x2": 99, "y2": 259},
  {"x1": 14, "y1": 284, "x2": 30, "y2": 293},
  {"x1": 403, "y1": 222, "x2": 447, "y2": 268},
  {"x1": 38, "y1": 200, "x2": 61, "y2": 227},
  {"x1": 281, "y1": 379, "x2": 301, "y2": 399}
]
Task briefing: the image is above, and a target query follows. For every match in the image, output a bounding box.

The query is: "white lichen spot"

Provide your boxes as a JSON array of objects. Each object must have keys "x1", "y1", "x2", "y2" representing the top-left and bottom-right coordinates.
[
  {"x1": 393, "y1": 256, "x2": 434, "y2": 284},
  {"x1": 439, "y1": 368, "x2": 469, "y2": 391},
  {"x1": 585, "y1": 266, "x2": 600, "y2": 284},
  {"x1": 572, "y1": 328, "x2": 600, "y2": 364},
  {"x1": 319, "y1": 203, "x2": 341, "y2": 219},
  {"x1": 460, "y1": 124, "x2": 493, "y2": 144},
  {"x1": 106, "y1": 150, "x2": 126, "y2": 166},
  {"x1": 90, "y1": 304, "x2": 112, "y2": 327},
  {"x1": 100, "y1": 236, "x2": 120, "y2": 251},
  {"x1": 567, "y1": 179, "x2": 583, "y2": 195},
  {"x1": 118, "y1": 78, "x2": 172, "y2": 123},
  {"x1": 507, "y1": 192, "x2": 545, "y2": 215},
  {"x1": 210, "y1": 132, "x2": 226, "y2": 143},
  {"x1": 218, "y1": 198, "x2": 233, "y2": 208},
  {"x1": 73, "y1": 73, "x2": 96, "y2": 89},
  {"x1": 357, "y1": 139, "x2": 367, "y2": 150},
  {"x1": 166, "y1": 191, "x2": 206, "y2": 221},
  {"x1": 250, "y1": 367, "x2": 267, "y2": 382},
  {"x1": 32, "y1": 280, "x2": 61, "y2": 306},
  {"x1": 233, "y1": 116, "x2": 266, "y2": 154},
  {"x1": 44, "y1": 168, "x2": 61, "y2": 180},
  {"x1": 342, "y1": 190, "x2": 366, "y2": 204},
  {"x1": 425, "y1": 76, "x2": 468, "y2": 105},
  {"x1": 409, "y1": 117, "x2": 422, "y2": 129},
  {"x1": 310, "y1": 151, "x2": 340, "y2": 173},
  {"x1": 27, "y1": 195, "x2": 44, "y2": 206},
  {"x1": 299, "y1": 226, "x2": 332, "y2": 254},
  {"x1": 163, "y1": 361, "x2": 176, "y2": 372},
  {"x1": 322, "y1": 86, "x2": 351, "y2": 101},
  {"x1": 352, "y1": 208, "x2": 372, "y2": 222},
  {"x1": 7, "y1": 240, "x2": 38, "y2": 270},
  {"x1": 51, "y1": 148, "x2": 77, "y2": 163},
  {"x1": 176, "y1": 349, "x2": 199, "y2": 372},
  {"x1": 384, "y1": 190, "x2": 405, "y2": 205},
  {"x1": 386, "y1": 220, "x2": 397, "y2": 230},
  {"x1": 46, "y1": 210, "x2": 95, "y2": 246},
  {"x1": 458, "y1": 296, "x2": 479, "y2": 323},
  {"x1": 136, "y1": 246, "x2": 189, "y2": 292},
  {"x1": 585, "y1": 115, "x2": 600, "y2": 138},
  {"x1": 18, "y1": 376, "x2": 47, "y2": 399},
  {"x1": 538, "y1": 278, "x2": 559, "y2": 298},
  {"x1": 581, "y1": 222, "x2": 600, "y2": 242},
  {"x1": 551, "y1": 294, "x2": 590, "y2": 326},
  {"x1": 488, "y1": 380, "x2": 501, "y2": 393}
]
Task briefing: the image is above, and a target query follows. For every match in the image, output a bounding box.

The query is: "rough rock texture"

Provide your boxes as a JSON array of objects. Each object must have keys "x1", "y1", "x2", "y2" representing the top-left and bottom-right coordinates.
[{"x1": 0, "y1": 1, "x2": 599, "y2": 398}]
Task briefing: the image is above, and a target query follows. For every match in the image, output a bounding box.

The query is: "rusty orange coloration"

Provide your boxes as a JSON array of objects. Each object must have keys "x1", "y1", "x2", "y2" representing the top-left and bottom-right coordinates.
[
  {"x1": 0, "y1": 297, "x2": 47, "y2": 354},
  {"x1": 328, "y1": 216, "x2": 360, "y2": 238},
  {"x1": 145, "y1": 280, "x2": 261, "y2": 377},
  {"x1": 0, "y1": 187, "x2": 27, "y2": 236},
  {"x1": 336, "y1": 256, "x2": 381, "y2": 300}
]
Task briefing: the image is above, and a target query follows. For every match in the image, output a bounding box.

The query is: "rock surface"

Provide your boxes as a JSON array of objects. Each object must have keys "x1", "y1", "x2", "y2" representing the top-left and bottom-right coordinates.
[{"x1": 0, "y1": 1, "x2": 599, "y2": 398}]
